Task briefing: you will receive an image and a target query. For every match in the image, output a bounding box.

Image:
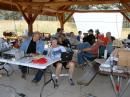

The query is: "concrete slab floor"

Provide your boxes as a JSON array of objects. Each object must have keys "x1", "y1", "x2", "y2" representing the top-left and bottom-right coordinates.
[{"x1": 0, "y1": 65, "x2": 130, "y2": 97}]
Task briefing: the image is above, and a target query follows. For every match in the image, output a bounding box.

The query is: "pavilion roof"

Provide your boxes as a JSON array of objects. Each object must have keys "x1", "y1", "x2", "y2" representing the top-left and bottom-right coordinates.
[
  {"x1": 0, "y1": 0, "x2": 129, "y2": 16},
  {"x1": 0, "y1": 0, "x2": 130, "y2": 33}
]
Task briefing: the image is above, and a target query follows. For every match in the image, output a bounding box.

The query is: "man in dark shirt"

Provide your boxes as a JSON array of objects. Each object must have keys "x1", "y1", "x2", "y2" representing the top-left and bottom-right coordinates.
[
  {"x1": 26, "y1": 39, "x2": 36, "y2": 54},
  {"x1": 128, "y1": 33, "x2": 130, "y2": 39},
  {"x1": 19, "y1": 31, "x2": 44, "y2": 79},
  {"x1": 83, "y1": 29, "x2": 95, "y2": 45}
]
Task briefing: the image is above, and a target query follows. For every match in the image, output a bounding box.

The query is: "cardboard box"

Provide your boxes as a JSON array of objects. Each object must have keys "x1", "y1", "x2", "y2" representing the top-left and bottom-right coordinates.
[
  {"x1": 128, "y1": 57, "x2": 130, "y2": 66},
  {"x1": 117, "y1": 49, "x2": 130, "y2": 67},
  {"x1": 118, "y1": 57, "x2": 128, "y2": 66}
]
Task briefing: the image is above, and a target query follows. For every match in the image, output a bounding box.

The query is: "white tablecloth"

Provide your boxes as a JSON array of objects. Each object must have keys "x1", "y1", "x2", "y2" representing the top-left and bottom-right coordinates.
[{"x1": 0, "y1": 56, "x2": 60, "y2": 69}]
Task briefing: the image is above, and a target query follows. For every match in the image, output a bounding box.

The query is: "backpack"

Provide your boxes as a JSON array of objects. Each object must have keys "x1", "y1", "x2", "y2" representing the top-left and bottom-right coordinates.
[{"x1": 61, "y1": 51, "x2": 73, "y2": 62}]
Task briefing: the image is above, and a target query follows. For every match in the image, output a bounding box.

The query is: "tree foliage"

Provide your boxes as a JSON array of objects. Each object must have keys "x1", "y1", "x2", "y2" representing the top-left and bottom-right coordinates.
[{"x1": 0, "y1": 10, "x2": 22, "y2": 20}]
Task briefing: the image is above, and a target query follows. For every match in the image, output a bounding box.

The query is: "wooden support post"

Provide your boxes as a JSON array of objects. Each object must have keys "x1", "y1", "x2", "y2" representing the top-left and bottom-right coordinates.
[
  {"x1": 121, "y1": 12, "x2": 130, "y2": 22},
  {"x1": 27, "y1": 13, "x2": 38, "y2": 36},
  {"x1": 64, "y1": 12, "x2": 74, "y2": 24},
  {"x1": 16, "y1": 4, "x2": 38, "y2": 36},
  {"x1": 57, "y1": 12, "x2": 74, "y2": 29},
  {"x1": 57, "y1": 13, "x2": 65, "y2": 29},
  {"x1": 28, "y1": 23, "x2": 33, "y2": 36}
]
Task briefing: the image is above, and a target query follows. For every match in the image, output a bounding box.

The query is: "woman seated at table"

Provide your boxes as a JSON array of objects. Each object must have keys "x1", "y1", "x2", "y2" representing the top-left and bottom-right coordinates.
[{"x1": 32, "y1": 37, "x2": 75, "y2": 86}]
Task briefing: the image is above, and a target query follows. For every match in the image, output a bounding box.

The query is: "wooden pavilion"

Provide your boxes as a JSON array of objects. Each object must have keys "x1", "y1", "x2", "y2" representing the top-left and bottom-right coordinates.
[{"x1": 0, "y1": 0, "x2": 130, "y2": 35}]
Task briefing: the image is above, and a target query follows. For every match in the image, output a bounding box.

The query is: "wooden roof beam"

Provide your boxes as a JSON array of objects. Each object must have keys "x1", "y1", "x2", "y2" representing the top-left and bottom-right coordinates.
[
  {"x1": 15, "y1": 4, "x2": 29, "y2": 23},
  {"x1": 63, "y1": 12, "x2": 74, "y2": 24},
  {"x1": 13, "y1": 0, "x2": 122, "y2": 6},
  {"x1": 121, "y1": 3, "x2": 130, "y2": 10},
  {"x1": 42, "y1": 7, "x2": 61, "y2": 13},
  {"x1": 0, "y1": 0, "x2": 17, "y2": 6},
  {"x1": 121, "y1": 0, "x2": 130, "y2": 8},
  {"x1": 42, "y1": 12, "x2": 57, "y2": 16},
  {"x1": 63, "y1": 9, "x2": 129, "y2": 13},
  {"x1": 121, "y1": 12, "x2": 130, "y2": 22},
  {"x1": 15, "y1": 3, "x2": 39, "y2": 22}
]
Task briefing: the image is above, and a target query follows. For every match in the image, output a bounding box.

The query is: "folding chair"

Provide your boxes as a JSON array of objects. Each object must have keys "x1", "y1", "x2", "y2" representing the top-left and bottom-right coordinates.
[
  {"x1": 0, "y1": 39, "x2": 12, "y2": 76},
  {"x1": 77, "y1": 45, "x2": 106, "y2": 86},
  {"x1": 77, "y1": 55, "x2": 99, "y2": 86},
  {"x1": 0, "y1": 62, "x2": 11, "y2": 76}
]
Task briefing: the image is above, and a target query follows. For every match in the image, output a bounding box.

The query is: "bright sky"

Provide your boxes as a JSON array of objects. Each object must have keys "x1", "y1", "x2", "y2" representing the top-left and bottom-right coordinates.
[{"x1": 73, "y1": 13, "x2": 123, "y2": 38}]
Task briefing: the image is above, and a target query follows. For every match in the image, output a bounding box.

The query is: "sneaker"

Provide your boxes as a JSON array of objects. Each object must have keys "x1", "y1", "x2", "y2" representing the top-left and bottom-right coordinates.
[
  {"x1": 21, "y1": 74, "x2": 26, "y2": 79},
  {"x1": 69, "y1": 78, "x2": 75, "y2": 86},
  {"x1": 32, "y1": 79, "x2": 39, "y2": 84},
  {"x1": 54, "y1": 79, "x2": 59, "y2": 87}
]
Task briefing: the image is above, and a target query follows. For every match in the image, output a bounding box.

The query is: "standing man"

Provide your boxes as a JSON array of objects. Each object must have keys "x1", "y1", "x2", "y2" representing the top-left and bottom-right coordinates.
[
  {"x1": 19, "y1": 31, "x2": 44, "y2": 79},
  {"x1": 55, "y1": 28, "x2": 65, "y2": 38},
  {"x1": 83, "y1": 29, "x2": 95, "y2": 45},
  {"x1": 77, "y1": 31, "x2": 82, "y2": 42}
]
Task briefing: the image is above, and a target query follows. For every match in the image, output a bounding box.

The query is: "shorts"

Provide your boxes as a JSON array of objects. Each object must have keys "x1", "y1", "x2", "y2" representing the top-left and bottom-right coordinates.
[{"x1": 53, "y1": 61, "x2": 69, "y2": 69}]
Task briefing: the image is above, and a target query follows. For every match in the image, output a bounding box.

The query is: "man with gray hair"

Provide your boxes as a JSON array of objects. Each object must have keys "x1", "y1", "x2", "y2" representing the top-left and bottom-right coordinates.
[{"x1": 19, "y1": 31, "x2": 44, "y2": 79}]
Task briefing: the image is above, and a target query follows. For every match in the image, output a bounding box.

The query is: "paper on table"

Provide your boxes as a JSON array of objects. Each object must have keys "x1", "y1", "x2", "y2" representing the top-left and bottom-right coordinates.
[{"x1": 18, "y1": 57, "x2": 33, "y2": 63}]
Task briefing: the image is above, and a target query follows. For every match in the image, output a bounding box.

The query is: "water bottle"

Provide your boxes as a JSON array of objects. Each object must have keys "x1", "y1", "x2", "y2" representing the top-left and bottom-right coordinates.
[
  {"x1": 104, "y1": 49, "x2": 108, "y2": 59},
  {"x1": 48, "y1": 48, "x2": 52, "y2": 58}
]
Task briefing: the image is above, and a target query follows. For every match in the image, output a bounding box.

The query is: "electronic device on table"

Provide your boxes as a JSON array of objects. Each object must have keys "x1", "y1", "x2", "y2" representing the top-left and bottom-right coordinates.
[
  {"x1": 2, "y1": 48, "x2": 24, "y2": 60},
  {"x1": 0, "y1": 38, "x2": 12, "y2": 52}
]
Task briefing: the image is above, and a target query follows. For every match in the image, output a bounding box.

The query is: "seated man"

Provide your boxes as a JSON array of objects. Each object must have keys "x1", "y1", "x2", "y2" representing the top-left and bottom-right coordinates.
[
  {"x1": 77, "y1": 35, "x2": 104, "y2": 66},
  {"x1": 104, "y1": 32, "x2": 115, "y2": 55},
  {"x1": 33, "y1": 37, "x2": 75, "y2": 86},
  {"x1": 19, "y1": 31, "x2": 44, "y2": 79},
  {"x1": 69, "y1": 32, "x2": 80, "y2": 46}
]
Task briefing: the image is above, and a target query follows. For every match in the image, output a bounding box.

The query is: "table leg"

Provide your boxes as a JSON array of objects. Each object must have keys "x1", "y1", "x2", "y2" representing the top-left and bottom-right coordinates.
[
  {"x1": 110, "y1": 75, "x2": 121, "y2": 97},
  {"x1": 40, "y1": 67, "x2": 56, "y2": 97},
  {"x1": 0, "y1": 63, "x2": 13, "y2": 76},
  {"x1": 117, "y1": 76, "x2": 121, "y2": 97},
  {"x1": 119, "y1": 78, "x2": 130, "y2": 97}
]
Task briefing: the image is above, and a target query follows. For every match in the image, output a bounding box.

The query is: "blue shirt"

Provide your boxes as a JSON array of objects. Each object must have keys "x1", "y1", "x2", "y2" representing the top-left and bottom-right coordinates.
[{"x1": 20, "y1": 37, "x2": 44, "y2": 54}]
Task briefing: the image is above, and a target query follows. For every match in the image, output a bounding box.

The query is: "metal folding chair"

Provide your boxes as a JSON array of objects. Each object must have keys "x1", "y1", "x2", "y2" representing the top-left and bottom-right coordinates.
[{"x1": 0, "y1": 62, "x2": 11, "y2": 76}]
